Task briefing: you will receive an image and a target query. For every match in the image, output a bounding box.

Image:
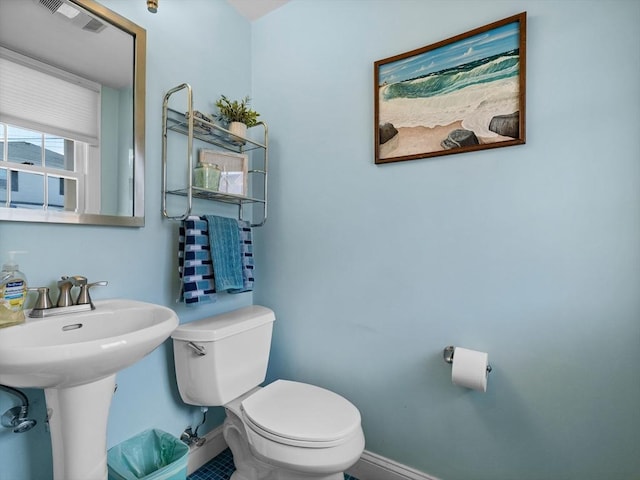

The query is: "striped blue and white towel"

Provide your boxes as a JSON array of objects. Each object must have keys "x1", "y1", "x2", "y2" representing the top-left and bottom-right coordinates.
[
  {"x1": 178, "y1": 216, "x2": 216, "y2": 305},
  {"x1": 229, "y1": 220, "x2": 255, "y2": 294}
]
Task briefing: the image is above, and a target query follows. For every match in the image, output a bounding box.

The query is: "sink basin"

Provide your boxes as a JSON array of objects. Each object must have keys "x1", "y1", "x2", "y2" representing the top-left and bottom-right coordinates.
[
  {"x1": 0, "y1": 298, "x2": 178, "y2": 389},
  {"x1": 0, "y1": 298, "x2": 179, "y2": 480}
]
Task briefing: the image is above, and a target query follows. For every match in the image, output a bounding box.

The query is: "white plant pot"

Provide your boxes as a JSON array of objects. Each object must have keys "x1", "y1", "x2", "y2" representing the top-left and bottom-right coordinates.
[{"x1": 229, "y1": 121, "x2": 247, "y2": 141}]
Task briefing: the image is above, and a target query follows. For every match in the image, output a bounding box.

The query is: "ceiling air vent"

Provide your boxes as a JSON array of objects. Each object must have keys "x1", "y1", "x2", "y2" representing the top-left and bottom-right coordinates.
[
  {"x1": 35, "y1": 0, "x2": 64, "y2": 14},
  {"x1": 32, "y1": 0, "x2": 107, "y2": 34}
]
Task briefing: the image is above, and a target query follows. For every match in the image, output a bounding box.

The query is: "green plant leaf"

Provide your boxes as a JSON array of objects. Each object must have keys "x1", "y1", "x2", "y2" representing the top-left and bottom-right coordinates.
[{"x1": 214, "y1": 94, "x2": 260, "y2": 127}]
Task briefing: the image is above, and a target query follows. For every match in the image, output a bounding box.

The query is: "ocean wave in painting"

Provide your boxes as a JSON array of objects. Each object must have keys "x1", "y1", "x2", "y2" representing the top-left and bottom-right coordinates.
[{"x1": 382, "y1": 50, "x2": 519, "y2": 101}]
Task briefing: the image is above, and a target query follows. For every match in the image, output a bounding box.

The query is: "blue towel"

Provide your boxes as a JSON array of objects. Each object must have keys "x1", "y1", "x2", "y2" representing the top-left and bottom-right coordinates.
[
  {"x1": 204, "y1": 215, "x2": 244, "y2": 292},
  {"x1": 178, "y1": 216, "x2": 216, "y2": 305},
  {"x1": 229, "y1": 220, "x2": 255, "y2": 294}
]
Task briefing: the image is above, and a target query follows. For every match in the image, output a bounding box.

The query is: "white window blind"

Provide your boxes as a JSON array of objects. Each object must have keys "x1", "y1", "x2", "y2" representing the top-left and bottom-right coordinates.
[{"x1": 0, "y1": 48, "x2": 100, "y2": 146}]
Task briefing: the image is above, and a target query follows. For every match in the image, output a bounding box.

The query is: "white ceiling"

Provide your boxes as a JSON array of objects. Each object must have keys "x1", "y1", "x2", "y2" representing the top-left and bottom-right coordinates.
[
  {"x1": 0, "y1": 0, "x2": 133, "y2": 89},
  {"x1": 226, "y1": 0, "x2": 290, "y2": 21},
  {"x1": 0, "y1": 0, "x2": 289, "y2": 90}
]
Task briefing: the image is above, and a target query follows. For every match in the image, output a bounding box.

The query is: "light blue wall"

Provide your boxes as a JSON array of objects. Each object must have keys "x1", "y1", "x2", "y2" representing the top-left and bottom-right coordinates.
[
  {"x1": 1, "y1": 1, "x2": 639, "y2": 480},
  {"x1": 252, "y1": 1, "x2": 640, "y2": 479},
  {"x1": 0, "y1": 1, "x2": 253, "y2": 479}
]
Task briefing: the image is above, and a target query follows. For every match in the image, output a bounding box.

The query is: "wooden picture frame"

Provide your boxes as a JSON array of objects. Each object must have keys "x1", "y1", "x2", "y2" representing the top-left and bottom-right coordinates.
[
  {"x1": 199, "y1": 149, "x2": 248, "y2": 196},
  {"x1": 374, "y1": 12, "x2": 526, "y2": 164}
]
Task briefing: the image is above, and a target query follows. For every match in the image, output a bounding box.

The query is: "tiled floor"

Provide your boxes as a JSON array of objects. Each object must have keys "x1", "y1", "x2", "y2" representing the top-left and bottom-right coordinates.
[{"x1": 188, "y1": 448, "x2": 359, "y2": 480}]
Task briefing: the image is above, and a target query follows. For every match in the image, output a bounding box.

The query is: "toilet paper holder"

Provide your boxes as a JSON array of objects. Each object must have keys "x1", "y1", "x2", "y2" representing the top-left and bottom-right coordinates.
[{"x1": 443, "y1": 346, "x2": 492, "y2": 373}]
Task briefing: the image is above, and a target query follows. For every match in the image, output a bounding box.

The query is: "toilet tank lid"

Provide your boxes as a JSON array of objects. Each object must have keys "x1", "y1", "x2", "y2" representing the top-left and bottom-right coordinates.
[{"x1": 171, "y1": 305, "x2": 275, "y2": 342}]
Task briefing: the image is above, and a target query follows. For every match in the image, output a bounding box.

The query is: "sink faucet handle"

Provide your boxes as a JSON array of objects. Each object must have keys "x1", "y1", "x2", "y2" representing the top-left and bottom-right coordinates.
[
  {"x1": 70, "y1": 276, "x2": 87, "y2": 286},
  {"x1": 76, "y1": 280, "x2": 108, "y2": 307},
  {"x1": 28, "y1": 287, "x2": 54, "y2": 310}
]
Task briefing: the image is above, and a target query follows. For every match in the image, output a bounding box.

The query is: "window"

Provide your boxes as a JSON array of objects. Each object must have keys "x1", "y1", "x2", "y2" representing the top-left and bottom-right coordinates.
[
  {"x1": 0, "y1": 123, "x2": 90, "y2": 211},
  {"x1": 0, "y1": 48, "x2": 101, "y2": 213}
]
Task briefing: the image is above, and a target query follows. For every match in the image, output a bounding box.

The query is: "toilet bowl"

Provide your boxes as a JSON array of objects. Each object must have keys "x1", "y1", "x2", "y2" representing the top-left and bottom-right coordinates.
[
  {"x1": 171, "y1": 306, "x2": 365, "y2": 480},
  {"x1": 224, "y1": 381, "x2": 364, "y2": 480}
]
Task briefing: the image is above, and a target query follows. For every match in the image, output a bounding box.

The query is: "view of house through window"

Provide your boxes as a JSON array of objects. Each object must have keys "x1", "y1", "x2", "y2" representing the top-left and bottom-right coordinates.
[{"x1": 0, "y1": 122, "x2": 84, "y2": 211}]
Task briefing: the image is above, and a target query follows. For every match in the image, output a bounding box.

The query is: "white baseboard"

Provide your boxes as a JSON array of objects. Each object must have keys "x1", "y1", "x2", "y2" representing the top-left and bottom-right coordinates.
[
  {"x1": 186, "y1": 425, "x2": 228, "y2": 475},
  {"x1": 187, "y1": 427, "x2": 439, "y2": 480},
  {"x1": 347, "y1": 450, "x2": 440, "y2": 480}
]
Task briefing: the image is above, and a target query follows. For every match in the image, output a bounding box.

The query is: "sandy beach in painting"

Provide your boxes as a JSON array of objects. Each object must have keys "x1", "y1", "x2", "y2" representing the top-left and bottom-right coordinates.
[{"x1": 378, "y1": 75, "x2": 519, "y2": 159}]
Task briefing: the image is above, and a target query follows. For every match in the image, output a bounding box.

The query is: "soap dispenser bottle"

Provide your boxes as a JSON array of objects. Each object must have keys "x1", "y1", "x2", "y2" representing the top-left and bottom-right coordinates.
[{"x1": 0, "y1": 251, "x2": 28, "y2": 328}]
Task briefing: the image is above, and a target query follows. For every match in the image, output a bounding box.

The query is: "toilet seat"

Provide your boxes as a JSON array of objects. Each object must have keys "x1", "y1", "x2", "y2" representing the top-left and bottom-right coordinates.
[{"x1": 241, "y1": 380, "x2": 361, "y2": 448}]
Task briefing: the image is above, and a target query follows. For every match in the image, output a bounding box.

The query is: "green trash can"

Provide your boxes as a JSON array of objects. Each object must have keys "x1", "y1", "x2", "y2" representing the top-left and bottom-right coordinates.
[{"x1": 107, "y1": 429, "x2": 189, "y2": 480}]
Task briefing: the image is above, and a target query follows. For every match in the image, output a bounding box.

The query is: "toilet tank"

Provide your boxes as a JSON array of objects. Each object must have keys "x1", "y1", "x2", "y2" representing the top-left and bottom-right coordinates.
[{"x1": 171, "y1": 305, "x2": 275, "y2": 406}]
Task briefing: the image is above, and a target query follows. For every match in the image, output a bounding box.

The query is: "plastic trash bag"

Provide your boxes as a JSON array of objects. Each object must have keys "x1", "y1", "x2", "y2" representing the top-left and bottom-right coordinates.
[{"x1": 107, "y1": 429, "x2": 189, "y2": 480}]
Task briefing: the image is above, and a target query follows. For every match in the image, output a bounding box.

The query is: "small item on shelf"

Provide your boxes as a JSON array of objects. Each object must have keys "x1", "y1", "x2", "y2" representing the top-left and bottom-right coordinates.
[
  {"x1": 214, "y1": 95, "x2": 260, "y2": 126},
  {"x1": 187, "y1": 110, "x2": 214, "y2": 133},
  {"x1": 200, "y1": 150, "x2": 248, "y2": 196},
  {"x1": 194, "y1": 162, "x2": 221, "y2": 191},
  {"x1": 214, "y1": 95, "x2": 259, "y2": 144}
]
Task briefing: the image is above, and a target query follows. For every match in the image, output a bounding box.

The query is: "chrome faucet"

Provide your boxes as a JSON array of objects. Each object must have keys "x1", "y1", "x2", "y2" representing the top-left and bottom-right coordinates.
[
  {"x1": 28, "y1": 276, "x2": 108, "y2": 318},
  {"x1": 56, "y1": 276, "x2": 76, "y2": 307}
]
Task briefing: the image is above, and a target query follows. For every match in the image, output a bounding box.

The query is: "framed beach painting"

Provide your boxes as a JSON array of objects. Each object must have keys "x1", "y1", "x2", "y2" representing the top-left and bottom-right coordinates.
[{"x1": 374, "y1": 12, "x2": 526, "y2": 164}]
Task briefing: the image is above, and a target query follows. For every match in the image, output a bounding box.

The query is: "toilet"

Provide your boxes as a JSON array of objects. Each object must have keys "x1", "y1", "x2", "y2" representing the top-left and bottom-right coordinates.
[{"x1": 171, "y1": 305, "x2": 365, "y2": 480}]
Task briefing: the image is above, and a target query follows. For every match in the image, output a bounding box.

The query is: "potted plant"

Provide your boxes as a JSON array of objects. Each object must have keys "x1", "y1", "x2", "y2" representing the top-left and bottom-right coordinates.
[{"x1": 214, "y1": 95, "x2": 260, "y2": 140}]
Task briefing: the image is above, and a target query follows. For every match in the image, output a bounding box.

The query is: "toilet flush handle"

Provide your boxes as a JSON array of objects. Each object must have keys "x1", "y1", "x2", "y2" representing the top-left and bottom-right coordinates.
[{"x1": 187, "y1": 342, "x2": 206, "y2": 356}]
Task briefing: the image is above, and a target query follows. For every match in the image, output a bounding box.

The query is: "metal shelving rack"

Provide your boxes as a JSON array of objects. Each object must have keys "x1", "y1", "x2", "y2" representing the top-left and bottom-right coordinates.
[{"x1": 161, "y1": 83, "x2": 268, "y2": 226}]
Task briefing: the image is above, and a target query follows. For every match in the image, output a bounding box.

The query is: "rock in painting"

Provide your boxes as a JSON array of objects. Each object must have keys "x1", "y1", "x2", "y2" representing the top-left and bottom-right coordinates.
[
  {"x1": 441, "y1": 129, "x2": 479, "y2": 149},
  {"x1": 489, "y1": 111, "x2": 519, "y2": 138},
  {"x1": 379, "y1": 122, "x2": 399, "y2": 144}
]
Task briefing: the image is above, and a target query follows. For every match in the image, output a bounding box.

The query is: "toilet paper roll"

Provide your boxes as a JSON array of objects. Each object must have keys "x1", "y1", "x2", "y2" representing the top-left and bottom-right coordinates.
[{"x1": 451, "y1": 347, "x2": 489, "y2": 392}]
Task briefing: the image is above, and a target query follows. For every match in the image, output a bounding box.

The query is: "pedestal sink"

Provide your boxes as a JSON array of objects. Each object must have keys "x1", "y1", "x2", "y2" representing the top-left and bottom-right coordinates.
[{"x1": 0, "y1": 299, "x2": 179, "y2": 480}]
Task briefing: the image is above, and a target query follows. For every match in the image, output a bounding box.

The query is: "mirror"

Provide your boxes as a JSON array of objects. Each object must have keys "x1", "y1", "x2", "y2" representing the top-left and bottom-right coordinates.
[{"x1": 0, "y1": 0, "x2": 146, "y2": 227}]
